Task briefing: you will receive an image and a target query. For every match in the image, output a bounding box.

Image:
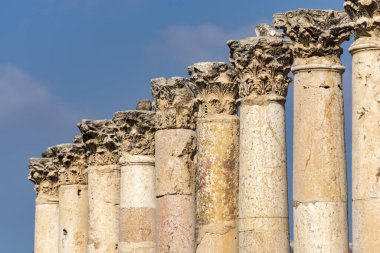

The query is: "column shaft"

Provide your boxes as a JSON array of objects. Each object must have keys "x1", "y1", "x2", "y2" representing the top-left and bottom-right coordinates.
[
  {"x1": 239, "y1": 98, "x2": 288, "y2": 252},
  {"x1": 35, "y1": 199, "x2": 59, "y2": 253},
  {"x1": 59, "y1": 185, "x2": 88, "y2": 253},
  {"x1": 29, "y1": 157, "x2": 60, "y2": 253},
  {"x1": 350, "y1": 38, "x2": 380, "y2": 252},
  {"x1": 88, "y1": 165, "x2": 120, "y2": 253},
  {"x1": 196, "y1": 115, "x2": 239, "y2": 252},
  {"x1": 293, "y1": 57, "x2": 348, "y2": 253},
  {"x1": 119, "y1": 155, "x2": 156, "y2": 253},
  {"x1": 155, "y1": 129, "x2": 196, "y2": 253}
]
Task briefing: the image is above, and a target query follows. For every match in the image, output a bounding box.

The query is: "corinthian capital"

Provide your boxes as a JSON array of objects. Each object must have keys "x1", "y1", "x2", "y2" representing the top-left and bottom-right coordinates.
[
  {"x1": 78, "y1": 119, "x2": 120, "y2": 166},
  {"x1": 151, "y1": 77, "x2": 198, "y2": 130},
  {"x1": 273, "y1": 9, "x2": 352, "y2": 58},
  {"x1": 344, "y1": 0, "x2": 380, "y2": 37},
  {"x1": 29, "y1": 158, "x2": 59, "y2": 198},
  {"x1": 43, "y1": 144, "x2": 87, "y2": 185},
  {"x1": 188, "y1": 62, "x2": 238, "y2": 117},
  {"x1": 113, "y1": 110, "x2": 155, "y2": 156},
  {"x1": 228, "y1": 26, "x2": 293, "y2": 98}
]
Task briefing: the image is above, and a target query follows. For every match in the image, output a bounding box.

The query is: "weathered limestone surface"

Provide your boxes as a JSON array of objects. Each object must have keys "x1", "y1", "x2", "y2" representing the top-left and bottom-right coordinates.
[
  {"x1": 152, "y1": 77, "x2": 197, "y2": 252},
  {"x1": 29, "y1": 158, "x2": 59, "y2": 253},
  {"x1": 59, "y1": 184, "x2": 89, "y2": 253},
  {"x1": 113, "y1": 109, "x2": 156, "y2": 253},
  {"x1": 228, "y1": 26, "x2": 293, "y2": 253},
  {"x1": 151, "y1": 77, "x2": 198, "y2": 130},
  {"x1": 274, "y1": 9, "x2": 351, "y2": 253},
  {"x1": 78, "y1": 120, "x2": 120, "y2": 253},
  {"x1": 43, "y1": 144, "x2": 89, "y2": 253},
  {"x1": 345, "y1": 2, "x2": 380, "y2": 251},
  {"x1": 189, "y1": 62, "x2": 239, "y2": 253},
  {"x1": 58, "y1": 144, "x2": 88, "y2": 253}
]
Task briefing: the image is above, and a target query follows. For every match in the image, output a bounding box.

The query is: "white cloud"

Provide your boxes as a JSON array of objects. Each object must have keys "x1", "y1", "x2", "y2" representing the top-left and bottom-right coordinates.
[
  {"x1": 0, "y1": 65, "x2": 79, "y2": 129},
  {"x1": 145, "y1": 23, "x2": 259, "y2": 66}
]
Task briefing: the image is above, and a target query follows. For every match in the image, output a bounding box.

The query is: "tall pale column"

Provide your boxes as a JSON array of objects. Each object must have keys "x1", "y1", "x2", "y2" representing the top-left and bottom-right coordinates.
[
  {"x1": 43, "y1": 144, "x2": 89, "y2": 253},
  {"x1": 228, "y1": 25, "x2": 293, "y2": 253},
  {"x1": 345, "y1": 1, "x2": 380, "y2": 251},
  {"x1": 112, "y1": 109, "x2": 156, "y2": 253},
  {"x1": 274, "y1": 10, "x2": 351, "y2": 253},
  {"x1": 188, "y1": 62, "x2": 239, "y2": 253},
  {"x1": 151, "y1": 77, "x2": 198, "y2": 252},
  {"x1": 78, "y1": 120, "x2": 120, "y2": 253},
  {"x1": 29, "y1": 158, "x2": 59, "y2": 253}
]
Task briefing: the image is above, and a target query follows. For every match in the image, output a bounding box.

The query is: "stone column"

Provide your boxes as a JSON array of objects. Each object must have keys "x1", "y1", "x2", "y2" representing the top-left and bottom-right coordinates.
[
  {"x1": 78, "y1": 120, "x2": 120, "y2": 253},
  {"x1": 29, "y1": 158, "x2": 59, "y2": 253},
  {"x1": 228, "y1": 24, "x2": 293, "y2": 253},
  {"x1": 112, "y1": 107, "x2": 156, "y2": 253},
  {"x1": 274, "y1": 10, "x2": 351, "y2": 253},
  {"x1": 151, "y1": 77, "x2": 198, "y2": 253},
  {"x1": 344, "y1": 1, "x2": 380, "y2": 251},
  {"x1": 43, "y1": 143, "x2": 89, "y2": 253},
  {"x1": 188, "y1": 62, "x2": 239, "y2": 253}
]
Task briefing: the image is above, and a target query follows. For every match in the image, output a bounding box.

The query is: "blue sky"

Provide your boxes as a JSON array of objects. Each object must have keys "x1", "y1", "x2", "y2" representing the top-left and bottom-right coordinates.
[{"x1": 0, "y1": 1, "x2": 352, "y2": 252}]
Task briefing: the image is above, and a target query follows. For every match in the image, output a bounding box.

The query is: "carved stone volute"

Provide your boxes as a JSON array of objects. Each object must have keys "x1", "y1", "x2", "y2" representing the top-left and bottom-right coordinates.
[
  {"x1": 78, "y1": 119, "x2": 120, "y2": 166},
  {"x1": 188, "y1": 62, "x2": 238, "y2": 117},
  {"x1": 151, "y1": 77, "x2": 198, "y2": 130},
  {"x1": 344, "y1": 0, "x2": 380, "y2": 37},
  {"x1": 228, "y1": 25, "x2": 293, "y2": 98},
  {"x1": 43, "y1": 144, "x2": 88, "y2": 185},
  {"x1": 273, "y1": 9, "x2": 353, "y2": 58},
  {"x1": 29, "y1": 158, "x2": 59, "y2": 198},
  {"x1": 113, "y1": 110, "x2": 155, "y2": 156}
]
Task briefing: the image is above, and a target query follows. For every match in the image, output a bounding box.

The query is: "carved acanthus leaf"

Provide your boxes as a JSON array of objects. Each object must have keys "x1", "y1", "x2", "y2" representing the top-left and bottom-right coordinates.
[
  {"x1": 28, "y1": 158, "x2": 59, "y2": 197},
  {"x1": 188, "y1": 62, "x2": 238, "y2": 117},
  {"x1": 113, "y1": 110, "x2": 155, "y2": 156},
  {"x1": 78, "y1": 119, "x2": 120, "y2": 166},
  {"x1": 228, "y1": 32, "x2": 293, "y2": 98},
  {"x1": 43, "y1": 144, "x2": 87, "y2": 185},
  {"x1": 273, "y1": 9, "x2": 353, "y2": 58},
  {"x1": 344, "y1": 0, "x2": 380, "y2": 37},
  {"x1": 151, "y1": 77, "x2": 198, "y2": 130}
]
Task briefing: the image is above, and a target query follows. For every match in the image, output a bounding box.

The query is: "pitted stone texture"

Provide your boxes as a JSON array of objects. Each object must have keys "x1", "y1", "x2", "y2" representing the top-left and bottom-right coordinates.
[
  {"x1": 119, "y1": 156, "x2": 156, "y2": 253},
  {"x1": 135, "y1": 99, "x2": 153, "y2": 111},
  {"x1": 228, "y1": 33, "x2": 293, "y2": 98},
  {"x1": 351, "y1": 41, "x2": 380, "y2": 200},
  {"x1": 87, "y1": 165, "x2": 120, "y2": 253},
  {"x1": 188, "y1": 62, "x2": 238, "y2": 118},
  {"x1": 29, "y1": 158, "x2": 59, "y2": 202},
  {"x1": 239, "y1": 218, "x2": 289, "y2": 253},
  {"x1": 155, "y1": 129, "x2": 196, "y2": 196},
  {"x1": 239, "y1": 101, "x2": 287, "y2": 218},
  {"x1": 119, "y1": 208, "x2": 156, "y2": 253},
  {"x1": 273, "y1": 9, "x2": 352, "y2": 58},
  {"x1": 35, "y1": 202, "x2": 59, "y2": 253},
  {"x1": 350, "y1": 38, "x2": 380, "y2": 252},
  {"x1": 292, "y1": 56, "x2": 348, "y2": 252},
  {"x1": 294, "y1": 202, "x2": 349, "y2": 253},
  {"x1": 156, "y1": 195, "x2": 195, "y2": 253},
  {"x1": 151, "y1": 77, "x2": 198, "y2": 130},
  {"x1": 113, "y1": 110, "x2": 155, "y2": 156},
  {"x1": 293, "y1": 57, "x2": 347, "y2": 203},
  {"x1": 196, "y1": 115, "x2": 239, "y2": 253},
  {"x1": 353, "y1": 199, "x2": 380, "y2": 253},
  {"x1": 43, "y1": 143, "x2": 88, "y2": 186},
  {"x1": 344, "y1": 0, "x2": 380, "y2": 37},
  {"x1": 59, "y1": 185, "x2": 88, "y2": 253},
  {"x1": 78, "y1": 119, "x2": 120, "y2": 166}
]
